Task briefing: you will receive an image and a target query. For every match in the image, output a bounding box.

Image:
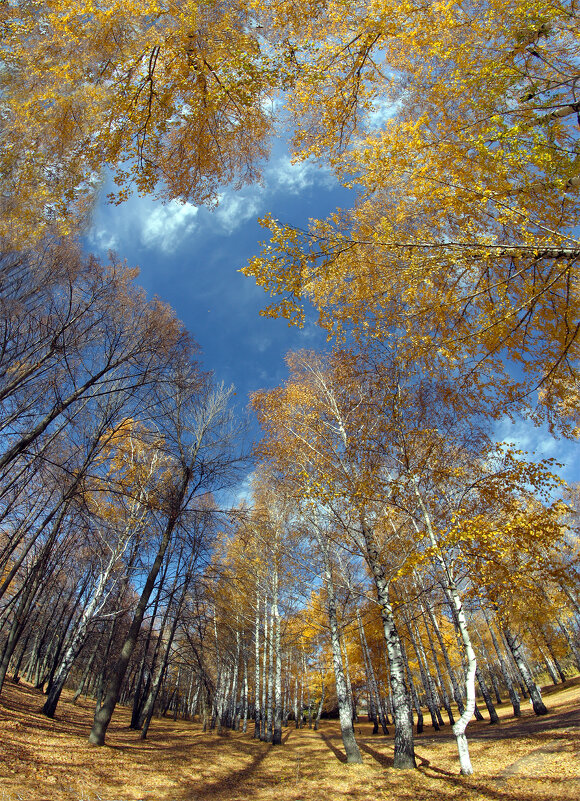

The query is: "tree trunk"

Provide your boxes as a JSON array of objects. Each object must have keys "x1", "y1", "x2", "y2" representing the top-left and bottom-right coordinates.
[
  {"x1": 340, "y1": 635, "x2": 355, "y2": 723},
  {"x1": 541, "y1": 628, "x2": 567, "y2": 683},
  {"x1": 314, "y1": 680, "x2": 325, "y2": 731},
  {"x1": 0, "y1": 572, "x2": 43, "y2": 693},
  {"x1": 42, "y1": 572, "x2": 99, "y2": 716},
  {"x1": 475, "y1": 664, "x2": 499, "y2": 724},
  {"x1": 401, "y1": 640, "x2": 423, "y2": 734},
  {"x1": 483, "y1": 608, "x2": 520, "y2": 717},
  {"x1": 320, "y1": 536, "x2": 362, "y2": 763},
  {"x1": 533, "y1": 631, "x2": 561, "y2": 685},
  {"x1": 293, "y1": 652, "x2": 299, "y2": 729},
  {"x1": 254, "y1": 592, "x2": 261, "y2": 739},
  {"x1": 260, "y1": 601, "x2": 268, "y2": 740},
  {"x1": 88, "y1": 467, "x2": 190, "y2": 746},
  {"x1": 406, "y1": 615, "x2": 440, "y2": 730},
  {"x1": 10, "y1": 630, "x2": 32, "y2": 684},
  {"x1": 447, "y1": 601, "x2": 477, "y2": 774},
  {"x1": 140, "y1": 562, "x2": 191, "y2": 740},
  {"x1": 502, "y1": 624, "x2": 547, "y2": 715},
  {"x1": 242, "y1": 645, "x2": 249, "y2": 733},
  {"x1": 272, "y1": 588, "x2": 282, "y2": 745},
  {"x1": 361, "y1": 522, "x2": 415, "y2": 769},
  {"x1": 131, "y1": 561, "x2": 169, "y2": 728},
  {"x1": 420, "y1": 603, "x2": 454, "y2": 725},
  {"x1": 556, "y1": 614, "x2": 580, "y2": 673},
  {"x1": 357, "y1": 611, "x2": 388, "y2": 734},
  {"x1": 72, "y1": 633, "x2": 103, "y2": 703},
  {"x1": 413, "y1": 488, "x2": 476, "y2": 774},
  {"x1": 0, "y1": 501, "x2": 71, "y2": 693},
  {"x1": 425, "y1": 600, "x2": 465, "y2": 716},
  {"x1": 266, "y1": 603, "x2": 274, "y2": 743}
]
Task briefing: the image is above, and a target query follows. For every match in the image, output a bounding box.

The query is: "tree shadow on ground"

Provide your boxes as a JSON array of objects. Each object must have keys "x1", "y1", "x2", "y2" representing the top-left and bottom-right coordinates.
[
  {"x1": 466, "y1": 706, "x2": 580, "y2": 741},
  {"x1": 413, "y1": 747, "x2": 578, "y2": 801},
  {"x1": 170, "y1": 741, "x2": 272, "y2": 800},
  {"x1": 317, "y1": 729, "x2": 348, "y2": 763},
  {"x1": 357, "y1": 739, "x2": 394, "y2": 769}
]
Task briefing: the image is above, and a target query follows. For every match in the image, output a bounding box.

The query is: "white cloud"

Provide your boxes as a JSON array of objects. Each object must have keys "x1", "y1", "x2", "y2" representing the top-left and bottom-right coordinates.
[
  {"x1": 494, "y1": 417, "x2": 577, "y2": 484},
  {"x1": 495, "y1": 418, "x2": 557, "y2": 458},
  {"x1": 141, "y1": 200, "x2": 198, "y2": 252},
  {"x1": 207, "y1": 153, "x2": 335, "y2": 234},
  {"x1": 213, "y1": 192, "x2": 262, "y2": 233},
  {"x1": 90, "y1": 227, "x2": 119, "y2": 253},
  {"x1": 267, "y1": 155, "x2": 333, "y2": 193},
  {"x1": 363, "y1": 95, "x2": 402, "y2": 130},
  {"x1": 87, "y1": 145, "x2": 342, "y2": 256},
  {"x1": 88, "y1": 192, "x2": 199, "y2": 255}
]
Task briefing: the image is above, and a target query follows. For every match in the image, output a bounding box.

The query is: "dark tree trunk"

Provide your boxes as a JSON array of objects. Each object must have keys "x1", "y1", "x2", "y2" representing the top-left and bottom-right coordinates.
[
  {"x1": 88, "y1": 468, "x2": 190, "y2": 746},
  {"x1": 475, "y1": 665, "x2": 499, "y2": 724},
  {"x1": 502, "y1": 625, "x2": 547, "y2": 716}
]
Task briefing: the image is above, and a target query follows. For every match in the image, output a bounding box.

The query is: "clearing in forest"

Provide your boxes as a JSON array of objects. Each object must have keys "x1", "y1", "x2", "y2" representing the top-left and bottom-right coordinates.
[{"x1": 0, "y1": 680, "x2": 578, "y2": 801}]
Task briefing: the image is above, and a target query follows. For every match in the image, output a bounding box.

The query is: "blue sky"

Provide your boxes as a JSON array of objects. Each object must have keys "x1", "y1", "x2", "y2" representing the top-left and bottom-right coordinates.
[
  {"x1": 88, "y1": 146, "x2": 352, "y2": 411},
  {"x1": 86, "y1": 144, "x2": 579, "y2": 494}
]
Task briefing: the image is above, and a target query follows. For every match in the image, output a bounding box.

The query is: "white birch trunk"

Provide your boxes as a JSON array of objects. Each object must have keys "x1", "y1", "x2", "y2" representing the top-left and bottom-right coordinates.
[
  {"x1": 483, "y1": 607, "x2": 520, "y2": 716},
  {"x1": 420, "y1": 602, "x2": 454, "y2": 724},
  {"x1": 242, "y1": 646, "x2": 249, "y2": 733},
  {"x1": 502, "y1": 624, "x2": 548, "y2": 715},
  {"x1": 360, "y1": 522, "x2": 415, "y2": 769},
  {"x1": 272, "y1": 572, "x2": 282, "y2": 745},
  {"x1": 261, "y1": 603, "x2": 268, "y2": 740},
  {"x1": 318, "y1": 533, "x2": 362, "y2": 763},
  {"x1": 254, "y1": 591, "x2": 261, "y2": 738},
  {"x1": 41, "y1": 528, "x2": 133, "y2": 717},
  {"x1": 266, "y1": 603, "x2": 274, "y2": 742},
  {"x1": 413, "y1": 487, "x2": 476, "y2": 774}
]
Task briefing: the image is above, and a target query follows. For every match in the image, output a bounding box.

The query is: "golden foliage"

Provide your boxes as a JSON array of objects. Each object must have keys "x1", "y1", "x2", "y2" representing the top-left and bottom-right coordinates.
[
  {"x1": 0, "y1": 0, "x2": 276, "y2": 244},
  {"x1": 244, "y1": 0, "x2": 580, "y2": 422}
]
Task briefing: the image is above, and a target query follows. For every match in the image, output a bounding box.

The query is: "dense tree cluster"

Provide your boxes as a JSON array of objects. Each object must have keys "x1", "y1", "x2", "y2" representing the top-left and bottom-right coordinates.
[{"x1": 0, "y1": 239, "x2": 243, "y2": 747}]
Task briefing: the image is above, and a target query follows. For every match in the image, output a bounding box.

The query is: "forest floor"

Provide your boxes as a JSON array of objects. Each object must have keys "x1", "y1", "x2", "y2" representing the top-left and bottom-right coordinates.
[{"x1": 0, "y1": 679, "x2": 578, "y2": 801}]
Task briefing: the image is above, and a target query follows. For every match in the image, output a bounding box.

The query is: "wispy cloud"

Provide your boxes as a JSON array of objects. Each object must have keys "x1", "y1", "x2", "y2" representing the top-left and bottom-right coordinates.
[
  {"x1": 141, "y1": 200, "x2": 198, "y2": 252},
  {"x1": 363, "y1": 95, "x2": 402, "y2": 130},
  {"x1": 90, "y1": 227, "x2": 119, "y2": 253},
  {"x1": 89, "y1": 193, "x2": 199, "y2": 255},
  {"x1": 88, "y1": 148, "x2": 341, "y2": 258},
  {"x1": 267, "y1": 155, "x2": 333, "y2": 193},
  {"x1": 247, "y1": 332, "x2": 273, "y2": 354},
  {"x1": 495, "y1": 418, "x2": 556, "y2": 457},
  {"x1": 494, "y1": 417, "x2": 576, "y2": 483},
  {"x1": 213, "y1": 192, "x2": 262, "y2": 234}
]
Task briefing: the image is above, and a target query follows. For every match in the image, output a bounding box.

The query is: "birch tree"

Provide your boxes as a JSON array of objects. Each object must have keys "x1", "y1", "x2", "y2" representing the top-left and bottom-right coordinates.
[
  {"x1": 253, "y1": 349, "x2": 418, "y2": 769},
  {"x1": 245, "y1": 1, "x2": 580, "y2": 428},
  {"x1": 41, "y1": 422, "x2": 168, "y2": 717}
]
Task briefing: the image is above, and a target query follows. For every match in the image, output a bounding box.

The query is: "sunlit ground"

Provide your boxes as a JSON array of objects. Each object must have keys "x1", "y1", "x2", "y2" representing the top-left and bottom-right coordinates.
[{"x1": 0, "y1": 679, "x2": 578, "y2": 801}]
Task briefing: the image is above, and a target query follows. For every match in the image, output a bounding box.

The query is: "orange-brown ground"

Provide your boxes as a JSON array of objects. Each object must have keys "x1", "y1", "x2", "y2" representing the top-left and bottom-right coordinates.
[{"x1": 0, "y1": 679, "x2": 578, "y2": 801}]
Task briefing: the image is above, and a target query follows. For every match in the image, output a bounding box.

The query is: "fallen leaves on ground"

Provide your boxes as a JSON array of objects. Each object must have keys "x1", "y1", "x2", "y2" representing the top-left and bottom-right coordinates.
[{"x1": 0, "y1": 680, "x2": 578, "y2": 801}]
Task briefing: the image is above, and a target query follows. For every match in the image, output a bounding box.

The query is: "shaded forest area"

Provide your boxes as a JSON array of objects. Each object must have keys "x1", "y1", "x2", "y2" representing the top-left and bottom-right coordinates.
[{"x1": 1, "y1": 0, "x2": 580, "y2": 794}]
